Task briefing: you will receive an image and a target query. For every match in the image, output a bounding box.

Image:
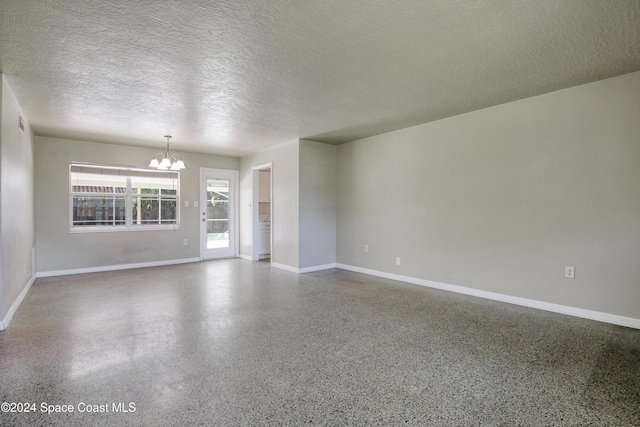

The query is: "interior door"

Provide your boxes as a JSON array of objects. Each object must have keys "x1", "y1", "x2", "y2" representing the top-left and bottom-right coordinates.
[{"x1": 200, "y1": 168, "x2": 238, "y2": 260}]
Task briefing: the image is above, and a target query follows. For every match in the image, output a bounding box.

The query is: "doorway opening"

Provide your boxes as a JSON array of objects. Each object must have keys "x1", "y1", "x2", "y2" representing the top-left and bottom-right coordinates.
[{"x1": 251, "y1": 163, "x2": 272, "y2": 263}]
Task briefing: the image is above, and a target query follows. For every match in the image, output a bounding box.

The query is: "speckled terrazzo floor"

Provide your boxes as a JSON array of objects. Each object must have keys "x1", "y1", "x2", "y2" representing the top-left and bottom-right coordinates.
[{"x1": 1, "y1": 259, "x2": 639, "y2": 426}]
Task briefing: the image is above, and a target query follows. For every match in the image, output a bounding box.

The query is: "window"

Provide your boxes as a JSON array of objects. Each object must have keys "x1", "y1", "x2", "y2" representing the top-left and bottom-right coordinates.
[
  {"x1": 131, "y1": 175, "x2": 178, "y2": 225},
  {"x1": 70, "y1": 163, "x2": 179, "y2": 231}
]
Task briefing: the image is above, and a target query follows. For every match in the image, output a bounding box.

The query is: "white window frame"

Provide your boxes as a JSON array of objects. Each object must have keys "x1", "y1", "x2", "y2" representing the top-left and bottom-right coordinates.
[{"x1": 69, "y1": 162, "x2": 180, "y2": 233}]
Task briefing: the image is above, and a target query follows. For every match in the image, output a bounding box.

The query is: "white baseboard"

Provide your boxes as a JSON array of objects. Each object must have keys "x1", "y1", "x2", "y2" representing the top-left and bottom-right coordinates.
[
  {"x1": 272, "y1": 262, "x2": 337, "y2": 274},
  {"x1": 238, "y1": 254, "x2": 271, "y2": 262},
  {"x1": 336, "y1": 263, "x2": 640, "y2": 330},
  {"x1": 272, "y1": 262, "x2": 299, "y2": 273},
  {"x1": 299, "y1": 263, "x2": 337, "y2": 274},
  {"x1": 1, "y1": 274, "x2": 37, "y2": 331},
  {"x1": 36, "y1": 257, "x2": 201, "y2": 278}
]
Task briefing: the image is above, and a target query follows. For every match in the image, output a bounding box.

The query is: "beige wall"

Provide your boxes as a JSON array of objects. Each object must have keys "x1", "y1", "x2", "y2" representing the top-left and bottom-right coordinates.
[
  {"x1": 239, "y1": 140, "x2": 300, "y2": 268},
  {"x1": 299, "y1": 139, "x2": 336, "y2": 269},
  {"x1": 337, "y1": 71, "x2": 640, "y2": 319},
  {"x1": 34, "y1": 136, "x2": 238, "y2": 273},
  {"x1": 238, "y1": 139, "x2": 338, "y2": 270},
  {"x1": 1, "y1": 75, "x2": 35, "y2": 326}
]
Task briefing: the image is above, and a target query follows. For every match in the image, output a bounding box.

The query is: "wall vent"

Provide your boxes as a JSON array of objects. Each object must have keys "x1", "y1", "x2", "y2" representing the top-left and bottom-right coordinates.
[{"x1": 18, "y1": 113, "x2": 25, "y2": 133}]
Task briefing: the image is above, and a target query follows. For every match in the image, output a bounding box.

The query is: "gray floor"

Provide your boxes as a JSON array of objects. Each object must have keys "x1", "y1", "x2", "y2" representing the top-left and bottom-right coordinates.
[{"x1": 1, "y1": 259, "x2": 639, "y2": 426}]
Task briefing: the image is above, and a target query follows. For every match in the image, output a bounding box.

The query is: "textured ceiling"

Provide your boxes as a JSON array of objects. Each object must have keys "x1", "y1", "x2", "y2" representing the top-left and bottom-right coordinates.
[{"x1": 1, "y1": 0, "x2": 639, "y2": 157}]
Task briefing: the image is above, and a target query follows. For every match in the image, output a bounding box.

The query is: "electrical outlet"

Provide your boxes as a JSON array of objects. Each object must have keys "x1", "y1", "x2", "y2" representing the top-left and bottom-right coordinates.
[
  {"x1": 184, "y1": 200, "x2": 190, "y2": 207},
  {"x1": 183, "y1": 239, "x2": 188, "y2": 246},
  {"x1": 396, "y1": 257, "x2": 401, "y2": 265},
  {"x1": 364, "y1": 245, "x2": 369, "y2": 253},
  {"x1": 193, "y1": 201, "x2": 199, "y2": 207},
  {"x1": 565, "y1": 266, "x2": 575, "y2": 279}
]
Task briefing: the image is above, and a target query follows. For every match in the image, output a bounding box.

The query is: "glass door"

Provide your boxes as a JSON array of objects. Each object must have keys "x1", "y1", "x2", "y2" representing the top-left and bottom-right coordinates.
[{"x1": 200, "y1": 169, "x2": 237, "y2": 259}]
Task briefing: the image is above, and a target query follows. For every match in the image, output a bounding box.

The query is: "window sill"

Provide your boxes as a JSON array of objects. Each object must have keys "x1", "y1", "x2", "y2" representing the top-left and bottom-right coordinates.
[{"x1": 70, "y1": 224, "x2": 180, "y2": 233}]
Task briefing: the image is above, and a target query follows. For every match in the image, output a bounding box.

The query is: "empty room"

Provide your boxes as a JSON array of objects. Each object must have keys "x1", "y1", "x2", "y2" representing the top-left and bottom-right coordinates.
[{"x1": 1, "y1": 1, "x2": 639, "y2": 425}]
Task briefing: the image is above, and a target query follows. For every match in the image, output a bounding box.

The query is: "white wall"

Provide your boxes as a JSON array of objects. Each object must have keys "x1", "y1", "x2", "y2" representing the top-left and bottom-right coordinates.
[
  {"x1": 1, "y1": 75, "x2": 36, "y2": 329},
  {"x1": 239, "y1": 140, "x2": 300, "y2": 268},
  {"x1": 299, "y1": 139, "x2": 336, "y2": 269},
  {"x1": 34, "y1": 136, "x2": 238, "y2": 273},
  {"x1": 337, "y1": 71, "x2": 640, "y2": 320}
]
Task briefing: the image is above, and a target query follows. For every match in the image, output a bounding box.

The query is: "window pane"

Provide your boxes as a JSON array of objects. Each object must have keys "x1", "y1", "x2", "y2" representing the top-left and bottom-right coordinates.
[
  {"x1": 71, "y1": 172, "x2": 127, "y2": 194},
  {"x1": 134, "y1": 197, "x2": 160, "y2": 224},
  {"x1": 161, "y1": 200, "x2": 177, "y2": 224},
  {"x1": 206, "y1": 179, "x2": 230, "y2": 249},
  {"x1": 131, "y1": 176, "x2": 176, "y2": 194},
  {"x1": 72, "y1": 196, "x2": 126, "y2": 226},
  {"x1": 130, "y1": 175, "x2": 178, "y2": 226}
]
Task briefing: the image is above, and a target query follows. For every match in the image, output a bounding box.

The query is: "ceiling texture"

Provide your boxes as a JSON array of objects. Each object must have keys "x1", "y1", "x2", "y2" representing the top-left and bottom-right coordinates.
[{"x1": 1, "y1": 0, "x2": 639, "y2": 157}]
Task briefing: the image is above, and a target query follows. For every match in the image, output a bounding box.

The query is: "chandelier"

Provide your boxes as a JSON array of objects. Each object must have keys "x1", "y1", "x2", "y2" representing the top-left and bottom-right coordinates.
[{"x1": 148, "y1": 135, "x2": 185, "y2": 170}]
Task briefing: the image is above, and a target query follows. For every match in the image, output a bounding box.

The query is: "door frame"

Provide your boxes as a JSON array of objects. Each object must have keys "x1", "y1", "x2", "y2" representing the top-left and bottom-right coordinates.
[
  {"x1": 251, "y1": 162, "x2": 273, "y2": 262},
  {"x1": 199, "y1": 168, "x2": 239, "y2": 260}
]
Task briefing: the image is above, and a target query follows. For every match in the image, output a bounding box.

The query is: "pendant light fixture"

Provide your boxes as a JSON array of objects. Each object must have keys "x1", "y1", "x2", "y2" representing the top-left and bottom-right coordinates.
[{"x1": 149, "y1": 135, "x2": 185, "y2": 170}]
